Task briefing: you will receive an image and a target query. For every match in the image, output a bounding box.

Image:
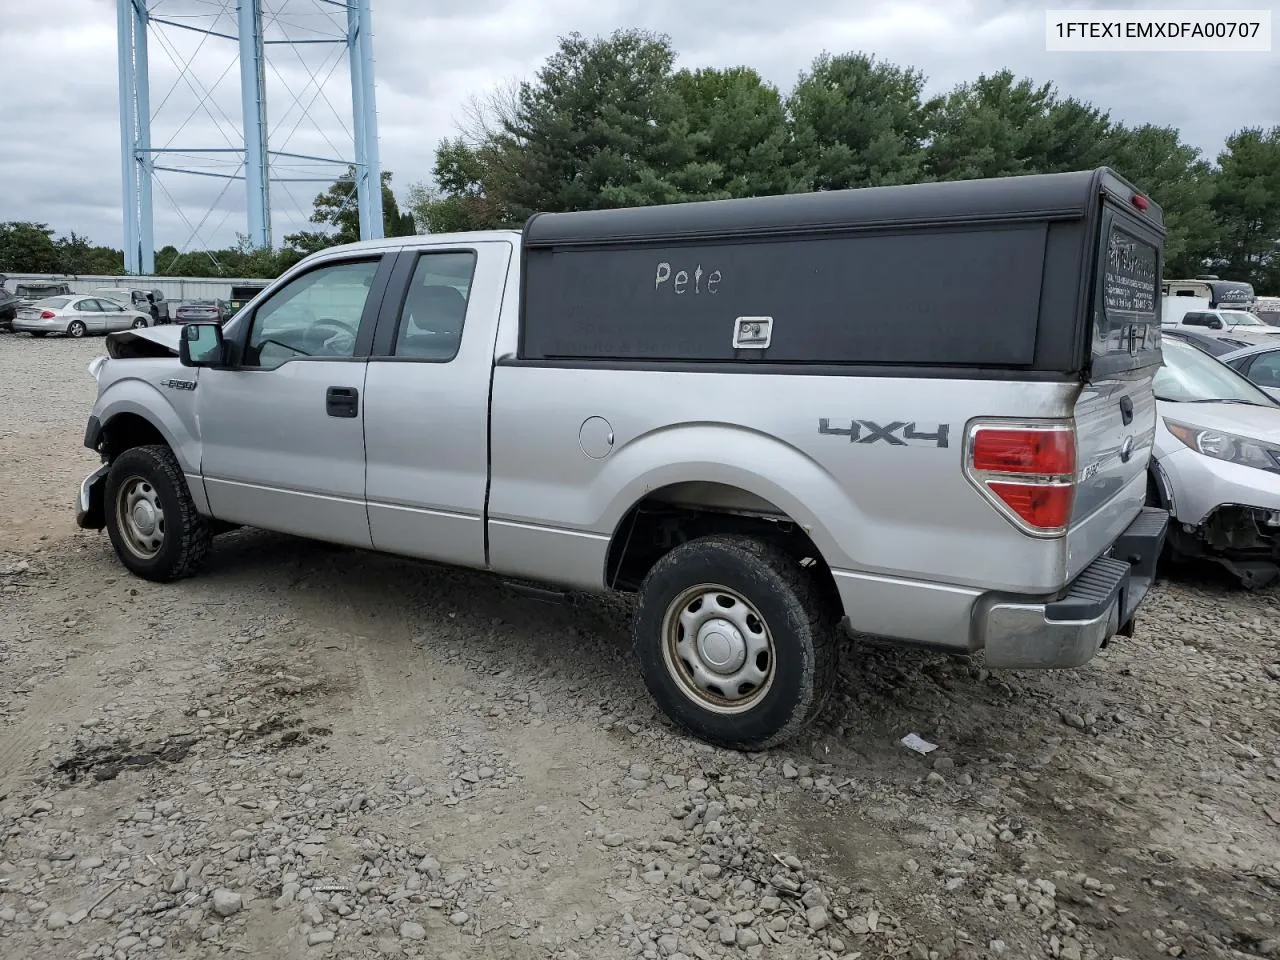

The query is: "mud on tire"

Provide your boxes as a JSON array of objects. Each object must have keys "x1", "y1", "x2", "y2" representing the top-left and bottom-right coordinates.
[
  {"x1": 632, "y1": 534, "x2": 840, "y2": 751},
  {"x1": 103, "y1": 444, "x2": 212, "y2": 583}
]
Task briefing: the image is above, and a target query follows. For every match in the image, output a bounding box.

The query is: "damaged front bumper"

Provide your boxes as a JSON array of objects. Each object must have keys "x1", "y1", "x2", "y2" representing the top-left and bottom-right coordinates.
[
  {"x1": 1155, "y1": 448, "x2": 1280, "y2": 587},
  {"x1": 76, "y1": 463, "x2": 109, "y2": 530}
]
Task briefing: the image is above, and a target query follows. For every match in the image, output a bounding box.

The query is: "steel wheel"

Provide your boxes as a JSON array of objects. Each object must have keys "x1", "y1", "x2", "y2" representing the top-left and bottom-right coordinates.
[
  {"x1": 67, "y1": 320, "x2": 86, "y2": 338},
  {"x1": 132, "y1": 317, "x2": 148, "y2": 328},
  {"x1": 115, "y1": 475, "x2": 165, "y2": 560},
  {"x1": 661, "y1": 582, "x2": 777, "y2": 714}
]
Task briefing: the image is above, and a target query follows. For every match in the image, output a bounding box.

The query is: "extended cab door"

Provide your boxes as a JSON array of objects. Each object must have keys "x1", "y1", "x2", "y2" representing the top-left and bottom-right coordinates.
[
  {"x1": 361, "y1": 241, "x2": 513, "y2": 569},
  {"x1": 195, "y1": 252, "x2": 397, "y2": 547}
]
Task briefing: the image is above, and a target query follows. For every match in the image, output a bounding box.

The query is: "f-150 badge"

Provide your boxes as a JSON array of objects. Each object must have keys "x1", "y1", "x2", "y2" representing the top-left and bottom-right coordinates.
[
  {"x1": 818, "y1": 419, "x2": 950, "y2": 448},
  {"x1": 159, "y1": 378, "x2": 197, "y2": 391}
]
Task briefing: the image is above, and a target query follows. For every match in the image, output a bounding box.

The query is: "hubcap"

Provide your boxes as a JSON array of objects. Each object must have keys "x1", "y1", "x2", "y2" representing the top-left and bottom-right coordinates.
[
  {"x1": 661, "y1": 584, "x2": 775, "y2": 714},
  {"x1": 116, "y1": 476, "x2": 165, "y2": 560}
]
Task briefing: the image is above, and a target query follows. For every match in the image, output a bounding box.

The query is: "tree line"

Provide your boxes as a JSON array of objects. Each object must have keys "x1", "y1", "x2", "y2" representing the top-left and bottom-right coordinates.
[
  {"x1": 0, "y1": 168, "x2": 416, "y2": 281},
  {"x1": 406, "y1": 29, "x2": 1280, "y2": 291},
  {"x1": 3, "y1": 29, "x2": 1277, "y2": 291}
]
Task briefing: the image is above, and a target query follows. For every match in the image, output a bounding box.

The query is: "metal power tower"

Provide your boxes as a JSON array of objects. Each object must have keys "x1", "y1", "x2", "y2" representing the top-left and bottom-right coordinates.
[{"x1": 116, "y1": 0, "x2": 384, "y2": 275}]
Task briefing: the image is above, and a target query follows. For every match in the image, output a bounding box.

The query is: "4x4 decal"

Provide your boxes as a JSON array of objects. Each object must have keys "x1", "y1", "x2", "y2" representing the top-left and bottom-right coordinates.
[{"x1": 818, "y1": 418, "x2": 950, "y2": 448}]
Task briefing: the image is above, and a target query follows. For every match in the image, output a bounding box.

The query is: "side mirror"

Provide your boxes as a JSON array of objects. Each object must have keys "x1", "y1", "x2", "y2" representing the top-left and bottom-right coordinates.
[
  {"x1": 1208, "y1": 317, "x2": 1224, "y2": 330},
  {"x1": 179, "y1": 322, "x2": 225, "y2": 367}
]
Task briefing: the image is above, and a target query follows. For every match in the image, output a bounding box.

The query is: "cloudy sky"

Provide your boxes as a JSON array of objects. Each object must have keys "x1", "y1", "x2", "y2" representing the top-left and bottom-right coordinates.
[{"x1": 4, "y1": 0, "x2": 1278, "y2": 258}]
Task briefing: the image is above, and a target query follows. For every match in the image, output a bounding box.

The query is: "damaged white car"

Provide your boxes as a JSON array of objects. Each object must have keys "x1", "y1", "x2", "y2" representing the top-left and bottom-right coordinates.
[{"x1": 1149, "y1": 335, "x2": 1280, "y2": 588}]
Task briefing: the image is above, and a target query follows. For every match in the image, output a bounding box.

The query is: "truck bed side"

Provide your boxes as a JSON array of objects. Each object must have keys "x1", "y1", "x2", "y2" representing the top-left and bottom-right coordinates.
[{"x1": 486, "y1": 367, "x2": 1084, "y2": 651}]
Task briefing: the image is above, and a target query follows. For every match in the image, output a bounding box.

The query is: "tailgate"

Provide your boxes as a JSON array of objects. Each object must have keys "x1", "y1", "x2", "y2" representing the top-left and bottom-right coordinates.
[{"x1": 1066, "y1": 198, "x2": 1163, "y2": 580}]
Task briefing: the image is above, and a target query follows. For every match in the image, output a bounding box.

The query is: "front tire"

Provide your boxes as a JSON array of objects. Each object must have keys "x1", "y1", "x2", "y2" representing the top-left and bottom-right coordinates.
[
  {"x1": 633, "y1": 535, "x2": 840, "y2": 751},
  {"x1": 103, "y1": 445, "x2": 212, "y2": 582},
  {"x1": 67, "y1": 320, "x2": 86, "y2": 338}
]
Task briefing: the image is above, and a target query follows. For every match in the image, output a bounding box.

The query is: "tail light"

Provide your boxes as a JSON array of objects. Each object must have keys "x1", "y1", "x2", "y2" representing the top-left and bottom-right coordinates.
[
  {"x1": 40, "y1": 310, "x2": 56, "y2": 319},
  {"x1": 964, "y1": 420, "x2": 1077, "y2": 537}
]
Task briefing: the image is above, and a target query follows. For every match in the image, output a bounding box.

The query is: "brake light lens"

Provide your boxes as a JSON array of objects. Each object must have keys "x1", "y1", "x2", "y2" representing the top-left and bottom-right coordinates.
[
  {"x1": 40, "y1": 310, "x2": 56, "y2": 319},
  {"x1": 965, "y1": 422, "x2": 1077, "y2": 537},
  {"x1": 1132, "y1": 193, "x2": 1150, "y2": 211},
  {"x1": 972, "y1": 428, "x2": 1075, "y2": 475}
]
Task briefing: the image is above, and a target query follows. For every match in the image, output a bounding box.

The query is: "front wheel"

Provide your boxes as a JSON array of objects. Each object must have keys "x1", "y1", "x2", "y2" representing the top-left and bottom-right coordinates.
[
  {"x1": 633, "y1": 535, "x2": 840, "y2": 751},
  {"x1": 103, "y1": 445, "x2": 212, "y2": 582},
  {"x1": 67, "y1": 320, "x2": 86, "y2": 338}
]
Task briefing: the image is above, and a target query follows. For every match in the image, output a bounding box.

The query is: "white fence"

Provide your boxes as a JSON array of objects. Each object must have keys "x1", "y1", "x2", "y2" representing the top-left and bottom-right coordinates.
[{"x1": 1, "y1": 273, "x2": 268, "y2": 303}]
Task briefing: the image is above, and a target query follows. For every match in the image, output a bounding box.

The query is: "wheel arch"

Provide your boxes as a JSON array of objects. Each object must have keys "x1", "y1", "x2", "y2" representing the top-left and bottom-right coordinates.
[
  {"x1": 94, "y1": 383, "x2": 202, "y2": 476},
  {"x1": 603, "y1": 478, "x2": 843, "y2": 613}
]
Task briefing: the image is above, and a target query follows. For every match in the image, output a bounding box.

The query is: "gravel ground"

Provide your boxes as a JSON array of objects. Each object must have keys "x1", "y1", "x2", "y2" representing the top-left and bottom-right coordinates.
[{"x1": 1, "y1": 332, "x2": 1279, "y2": 960}]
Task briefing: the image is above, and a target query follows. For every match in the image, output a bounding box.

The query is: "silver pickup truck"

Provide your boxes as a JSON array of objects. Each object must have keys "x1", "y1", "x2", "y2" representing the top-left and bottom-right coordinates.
[{"x1": 75, "y1": 167, "x2": 1169, "y2": 750}]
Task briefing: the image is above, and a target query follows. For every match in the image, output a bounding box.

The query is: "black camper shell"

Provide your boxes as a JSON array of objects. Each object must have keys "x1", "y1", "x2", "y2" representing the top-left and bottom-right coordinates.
[{"x1": 515, "y1": 167, "x2": 1164, "y2": 381}]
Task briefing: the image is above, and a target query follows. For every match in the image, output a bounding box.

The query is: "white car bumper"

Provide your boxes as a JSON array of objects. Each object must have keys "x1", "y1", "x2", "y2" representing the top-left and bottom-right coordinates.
[{"x1": 1155, "y1": 446, "x2": 1280, "y2": 526}]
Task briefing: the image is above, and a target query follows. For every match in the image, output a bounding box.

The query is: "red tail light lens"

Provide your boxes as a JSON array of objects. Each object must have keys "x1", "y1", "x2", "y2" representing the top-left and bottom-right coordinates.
[
  {"x1": 972, "y1": 428, "x2": 1075, "y2": 475},
  {"x1": 965, "y1": 422, "x2": 1077, "y2": 537},
  {"x1": 985, "y1": 482, "x2": 1074, "y2": 531},
  {"x1": 40, "y1": 310, "x2": 56, "y2": 319}
]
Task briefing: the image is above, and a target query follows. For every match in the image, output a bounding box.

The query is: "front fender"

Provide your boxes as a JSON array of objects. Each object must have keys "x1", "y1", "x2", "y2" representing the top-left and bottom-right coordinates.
[
  {"x1": 94, "y1": 371, "x2": 203, "y2": 476},
  {"x1": 594, "y1": 423, "x2": 862, "y2": 570}
]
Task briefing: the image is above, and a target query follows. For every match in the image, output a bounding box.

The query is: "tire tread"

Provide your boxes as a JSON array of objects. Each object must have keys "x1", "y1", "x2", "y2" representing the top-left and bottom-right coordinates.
[
  {"x1": 106, "y1": 444, "x2": 212, "y2": 582},
  {"x1": 634, "y1": 534, "x2": 840, "y2": 751}
]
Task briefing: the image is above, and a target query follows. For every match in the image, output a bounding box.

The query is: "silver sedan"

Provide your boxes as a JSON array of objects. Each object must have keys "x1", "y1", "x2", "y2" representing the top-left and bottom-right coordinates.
[{"x1": 13, "y1": 296, "x2": 152, "y2": 338}]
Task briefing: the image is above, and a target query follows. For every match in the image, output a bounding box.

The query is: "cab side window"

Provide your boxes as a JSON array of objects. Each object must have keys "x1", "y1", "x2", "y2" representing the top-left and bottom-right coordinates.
[
  {"x1": 244, "y1": 258, "x2": 381, "y2": 369},
  {"x1": 392, "y1": 252, "x2": 477, "y2": 361}
]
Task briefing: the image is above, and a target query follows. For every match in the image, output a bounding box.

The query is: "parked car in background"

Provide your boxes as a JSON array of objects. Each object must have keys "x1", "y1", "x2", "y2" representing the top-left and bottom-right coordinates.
[
  {"x1": 1256, "y1": 296, "x2": 1280, "y2": 327},
  {"x1": 1219, "y1": 342, "x2": 1280, "y2": 402},
  {"x1": 1171, "y1": 309, "x2": 1280, "y2": 340},
  {"x1": 14, "y1": 295, "x2": 151, "y2": 338},
  {"x1": 94, "y1": 286, "x2": 166, "y2": 323},
  {"x1": 14, "y1": 280, "x2": 72, "y2": 305},
  {"x1": 0, "y1": 279, "x2": 19, "y2": 330},
  {"x1": 1148, "y1": 336, "x2": 1280, "y2": 589},
  {"x1": 174, "y1": 298, "x2": 231, "y2": 324},
  {"x1": 1158, "y1": 327, "x2": 1251, "y2": 357}
]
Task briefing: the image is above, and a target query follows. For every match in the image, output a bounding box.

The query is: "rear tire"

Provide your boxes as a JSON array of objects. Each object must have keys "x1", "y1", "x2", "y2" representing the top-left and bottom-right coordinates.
[
  {"x1": 131, "y1": 317, "x2": 148, "y2": 329},
  {"x1": 104, "y1": 445, "x2": 212, "y2": 583},
  {"x1": 632, "y1": 535, "x2": 840, "y2": 751},
  {"x1": 67, "y1": 320, "x2": 86, "y2": 338}
]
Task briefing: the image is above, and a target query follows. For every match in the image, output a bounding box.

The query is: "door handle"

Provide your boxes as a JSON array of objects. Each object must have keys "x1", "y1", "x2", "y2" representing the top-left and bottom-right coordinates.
[
  {"x1": 326, "y1": 386, "x2": 359, "y2": 418},
  {"x1": 1119, "y1": 394, "x2": 1134, "y2": 425}
]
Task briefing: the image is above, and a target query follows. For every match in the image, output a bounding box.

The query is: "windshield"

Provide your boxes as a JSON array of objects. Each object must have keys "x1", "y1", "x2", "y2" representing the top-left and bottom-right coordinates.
[
  {"x1": 17, "y1": 285, "x2": 60, "y2": 297},
  {"x1": 1221, "y1": 310, "x2": 1266, "y2": 326},
  {"x1": 1154, "y1": 337, "x2": 1277, "y2": 405}
]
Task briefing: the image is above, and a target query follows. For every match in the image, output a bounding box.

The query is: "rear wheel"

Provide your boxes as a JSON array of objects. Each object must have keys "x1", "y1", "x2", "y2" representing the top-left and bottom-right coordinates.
[
  {"x1": 67, "y1": 320, "x2": 86, "y2": 338},
  {"x1": 131, "y1": 317, "x2": 148, "y2": 329},
  {"x1": 632, "y1": 535, "x2": 840, "y2": 750},
  {"x1": 104, "y1": 445, "x2": 212, "y2": 582}
]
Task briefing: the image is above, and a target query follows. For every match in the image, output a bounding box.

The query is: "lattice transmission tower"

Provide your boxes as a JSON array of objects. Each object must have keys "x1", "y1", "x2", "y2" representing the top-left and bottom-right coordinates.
[{"x1": 116, "y1": 0, "x2": 384, "y2": 275}]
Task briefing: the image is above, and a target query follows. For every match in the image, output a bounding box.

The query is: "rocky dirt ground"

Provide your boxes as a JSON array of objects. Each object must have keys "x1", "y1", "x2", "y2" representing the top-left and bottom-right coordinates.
[{"x1": 1, "y1": 333, "x2": 1279, "y2": 960}]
